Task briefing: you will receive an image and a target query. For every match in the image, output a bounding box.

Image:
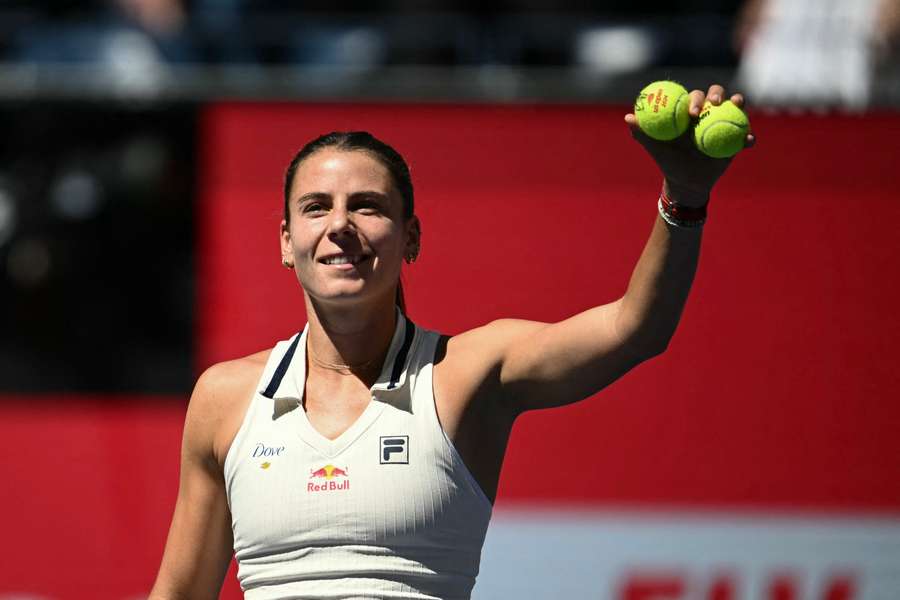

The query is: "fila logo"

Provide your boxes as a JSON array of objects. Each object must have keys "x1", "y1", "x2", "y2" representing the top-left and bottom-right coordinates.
[{"x1": 380, "y1": 436, "x2": 409, "y2": 464}]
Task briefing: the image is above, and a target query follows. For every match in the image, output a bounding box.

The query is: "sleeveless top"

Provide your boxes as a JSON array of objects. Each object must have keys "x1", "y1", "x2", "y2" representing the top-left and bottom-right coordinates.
[{"x1": 223, "y1": 311, "x2": 493, "y2": 600}]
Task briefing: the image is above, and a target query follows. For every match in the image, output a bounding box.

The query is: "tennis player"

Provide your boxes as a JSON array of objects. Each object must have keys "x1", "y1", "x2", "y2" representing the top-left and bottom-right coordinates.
[{"x1": 149, "y1": 84, "x2": 754, "y2": 600}]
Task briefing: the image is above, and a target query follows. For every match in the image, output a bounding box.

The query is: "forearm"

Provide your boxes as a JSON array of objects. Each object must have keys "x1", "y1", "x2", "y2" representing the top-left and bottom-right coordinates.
[{"x1": 617, "y1": 195, "x2": 703, "y2": 357}]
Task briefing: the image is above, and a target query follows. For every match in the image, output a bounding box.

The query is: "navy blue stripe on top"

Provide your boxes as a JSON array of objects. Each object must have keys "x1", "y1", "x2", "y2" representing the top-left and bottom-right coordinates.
[
  {"x1": 262, "y1": 317, "x2": 416, "y2": 398},
  {"x1": 261, "y1": 333, "x2": 301, "y2": 399},
  {"x1": 388, "y1": 320, "x2": 416, "y2": 390}
]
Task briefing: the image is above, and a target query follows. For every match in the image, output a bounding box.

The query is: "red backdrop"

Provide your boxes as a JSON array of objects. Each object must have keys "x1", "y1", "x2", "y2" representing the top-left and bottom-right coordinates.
[{"x1": 2, "y1": 104, "x2": 899, "y2": 599}]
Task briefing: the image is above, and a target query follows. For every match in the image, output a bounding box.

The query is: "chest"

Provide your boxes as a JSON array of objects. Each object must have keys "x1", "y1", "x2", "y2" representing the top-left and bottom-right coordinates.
[
  {"x1": 303, "y1": 375, "x2": 373, "y2": 441},
  {"x1": 227, "y1": 398, "x2": 486, "y2": 553}
]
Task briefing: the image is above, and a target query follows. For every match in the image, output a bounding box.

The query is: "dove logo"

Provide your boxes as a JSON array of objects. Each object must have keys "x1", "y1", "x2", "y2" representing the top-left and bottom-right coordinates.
[{"x1": 252, "y1": 443, "x2": 285, "y2": 458}]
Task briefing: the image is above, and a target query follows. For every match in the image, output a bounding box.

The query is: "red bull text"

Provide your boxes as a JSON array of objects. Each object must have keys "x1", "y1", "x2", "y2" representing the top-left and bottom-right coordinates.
[{"x1": 308, "y1": 464, "x2": 350, "y2": 492}]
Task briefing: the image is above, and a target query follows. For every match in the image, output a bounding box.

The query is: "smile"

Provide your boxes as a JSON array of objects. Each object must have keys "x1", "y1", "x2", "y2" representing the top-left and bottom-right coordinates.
[{"x1": 318, "y1": 254, "x2": 370, "y2": 266}]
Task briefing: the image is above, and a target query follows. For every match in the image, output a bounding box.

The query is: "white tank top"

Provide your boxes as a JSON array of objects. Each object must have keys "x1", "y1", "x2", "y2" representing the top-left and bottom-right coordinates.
[{"x1": 223, "y1": 311, "x2": 493, "y2": 600}]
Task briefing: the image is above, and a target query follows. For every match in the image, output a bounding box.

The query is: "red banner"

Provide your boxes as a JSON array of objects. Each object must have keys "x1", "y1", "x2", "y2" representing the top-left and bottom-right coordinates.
[{"x1": 2, "y1": 104, "x2": 898, "y2": 600}]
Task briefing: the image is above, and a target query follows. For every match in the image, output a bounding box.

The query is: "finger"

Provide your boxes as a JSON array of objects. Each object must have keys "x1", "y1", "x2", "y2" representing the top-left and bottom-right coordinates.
[
  {"x1": 689, "y1": 89, "x2": 706, "y2": 117},
  {"x1": 624, "y1": 114, "x2": 645, "y2": 143},
  {"x1": 731, "y1": 93, "x2": 745, "y2": 108},
  {"x1": 624, "y1": 113, "x2": 640, "y2": 137},
  {"x1": 624, "y1": 115, "x2": 655, "y2": 147},
  {"x1": 707, "y1": 84, "x2": 726, "y2": 105}
]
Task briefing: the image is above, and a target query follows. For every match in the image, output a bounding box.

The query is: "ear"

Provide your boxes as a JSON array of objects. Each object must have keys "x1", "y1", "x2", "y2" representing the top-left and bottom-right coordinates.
[
  {"x1": 280, "y1": 219, "x2": 293, "y2": 262},
  {"x1": 405, "y1": 216, "x2": 421, "y2": 252},
  {"x1": 403, "y1": 217, "x2": 421, "y2": 264}
]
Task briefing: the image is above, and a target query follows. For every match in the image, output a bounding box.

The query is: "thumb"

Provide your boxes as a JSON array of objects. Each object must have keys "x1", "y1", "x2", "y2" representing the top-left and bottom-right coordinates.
[{"x1": 625, "y1": 113, "x2": 656, "y2": 150}]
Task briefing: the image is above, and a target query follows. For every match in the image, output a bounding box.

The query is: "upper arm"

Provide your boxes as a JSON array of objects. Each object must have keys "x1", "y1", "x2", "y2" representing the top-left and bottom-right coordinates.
[
  {"x1": 149, "y1": 362, "x2": 258, "y2": 600},
  {"x1": 452, "y1": 299, "x2": 655, "y2": 415}
]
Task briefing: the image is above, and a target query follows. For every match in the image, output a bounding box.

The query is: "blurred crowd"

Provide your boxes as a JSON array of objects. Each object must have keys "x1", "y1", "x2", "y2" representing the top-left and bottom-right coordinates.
[
  {"x1": 1, "y1": 0, "x2": 744, "y2": 70},
  {"x1": 0, "y1": 0, "x2": 897, "y2": 107}
]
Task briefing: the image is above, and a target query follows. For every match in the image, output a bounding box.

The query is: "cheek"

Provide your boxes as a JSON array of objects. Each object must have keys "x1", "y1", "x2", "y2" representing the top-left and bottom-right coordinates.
[
  {"x1": 287, "y1": 222, "x2": 322, "y2": 254},
  {"x1": 371, "y1": 228, "x2": 407, "y2": 259}
]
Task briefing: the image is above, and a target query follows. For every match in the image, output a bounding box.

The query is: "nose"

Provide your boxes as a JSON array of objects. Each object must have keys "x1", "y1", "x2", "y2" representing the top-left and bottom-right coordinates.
[{"x1": 325, "y1": 204, "x2": 355, "y2": 239}]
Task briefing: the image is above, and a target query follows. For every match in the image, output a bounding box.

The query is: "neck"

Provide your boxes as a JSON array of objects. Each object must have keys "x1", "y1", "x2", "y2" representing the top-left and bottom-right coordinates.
[{"x1": 303, "y1": 293, "x2": 399, "y2": 382}]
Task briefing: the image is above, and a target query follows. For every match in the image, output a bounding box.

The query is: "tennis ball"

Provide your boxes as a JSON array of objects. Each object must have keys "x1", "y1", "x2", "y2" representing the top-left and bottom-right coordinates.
[
  {"x1": 634, "y1": 81, "x2": 691, "y2": 141},
  {"x1": 694, "y1": 100, "x2": 750, "y2": 159}
]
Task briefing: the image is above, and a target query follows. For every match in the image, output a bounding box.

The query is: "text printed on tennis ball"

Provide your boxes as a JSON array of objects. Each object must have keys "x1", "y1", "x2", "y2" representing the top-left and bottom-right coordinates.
[{"x1": 634, "y1": 81, "x2": 690, "y2": 141}]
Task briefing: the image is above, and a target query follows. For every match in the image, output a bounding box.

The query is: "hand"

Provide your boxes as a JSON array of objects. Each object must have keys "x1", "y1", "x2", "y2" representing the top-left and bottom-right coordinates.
[{"x1": 625, "y1": 84, "x2": 756, "y2": 207}]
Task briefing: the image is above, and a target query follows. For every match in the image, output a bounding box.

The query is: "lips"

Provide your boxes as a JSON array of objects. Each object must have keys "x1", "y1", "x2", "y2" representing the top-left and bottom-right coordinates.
[{"x1": 317, "y1": 253, "x2": 371, "y2": 266}]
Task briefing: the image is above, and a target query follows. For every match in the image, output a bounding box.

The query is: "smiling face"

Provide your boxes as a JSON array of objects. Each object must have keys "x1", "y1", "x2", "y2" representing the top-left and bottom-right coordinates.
[{"x1": 281, "y1": 149, "x2": 419, "y2": 309}]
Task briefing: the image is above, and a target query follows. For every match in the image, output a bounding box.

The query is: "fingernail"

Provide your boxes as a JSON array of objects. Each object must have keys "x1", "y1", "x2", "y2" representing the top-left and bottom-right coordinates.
[{"x1": 711, "y1": 95, "x2": 720, "y2": 102}]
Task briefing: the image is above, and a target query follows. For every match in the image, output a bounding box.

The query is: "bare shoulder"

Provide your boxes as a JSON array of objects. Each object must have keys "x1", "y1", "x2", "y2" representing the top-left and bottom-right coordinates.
[
  {"x1": 441, "y1": 318, "x2": 549, "y2": 370},
  {"x1": 185, "y1": 349, "x2": 273, "y2": 470},
  {"x1": 430, "y1": 319, "x2": 550, "y2": 501},
  {"x1": 193, "y1": 350, "x2": 271, "y2": 405},
  {"x1": 434, "y1": 318, "x2": 548, "y2": 420}
]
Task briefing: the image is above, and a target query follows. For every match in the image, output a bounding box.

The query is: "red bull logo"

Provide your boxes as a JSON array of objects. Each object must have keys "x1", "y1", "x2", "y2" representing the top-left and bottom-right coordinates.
[{"x1": 308, "y1": 464, "x2": 350, "y2": 492}]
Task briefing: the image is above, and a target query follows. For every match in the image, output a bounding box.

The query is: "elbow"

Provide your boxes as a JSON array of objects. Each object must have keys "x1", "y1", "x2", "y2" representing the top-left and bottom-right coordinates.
[
  {"x1": 639, "y1": 338, "x2": 671, "y2": 359},
  {"x1": 623, "y1": 335, "x2": 670, "y2": 362},
  {"x1": 623, "y1": 323, "x2": 674, "y2": 360},
  {"x1": 616, "y1": 300, "x2": 677, "y2": 360}
]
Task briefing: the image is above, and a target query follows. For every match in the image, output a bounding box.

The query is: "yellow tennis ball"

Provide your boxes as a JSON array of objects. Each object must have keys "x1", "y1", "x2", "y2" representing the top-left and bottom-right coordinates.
[
  {"x1": 634, "y1": 81, "x2": 691, "y2": 141},
  {"x1": 694, "y1": 100, "x2": 750, "y2": 158}
]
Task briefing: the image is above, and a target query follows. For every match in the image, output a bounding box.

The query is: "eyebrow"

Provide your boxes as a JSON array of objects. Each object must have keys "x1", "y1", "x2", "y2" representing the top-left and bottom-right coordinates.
[
  {"x1": 295, "y1": 192, "x2": 329, "y2": 205},
  {"x1": 295, "y1": 191, "x2": 390, "y2": 204},
  {"x1": 350, "y1": 191, "x2": 390, "y2": 202}
]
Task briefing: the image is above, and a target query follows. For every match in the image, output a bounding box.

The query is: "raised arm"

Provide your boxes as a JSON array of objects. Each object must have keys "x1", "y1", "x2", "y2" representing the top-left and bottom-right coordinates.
[
  {"x1": 148, "y1": 364, "x2": 251, "y2": 600},
  {"x1": 446, "y1": 85, "x2": 754, "y2": 415},
  {"x1": 496, "y1": 200, "x2": 704, "y2": 411}
]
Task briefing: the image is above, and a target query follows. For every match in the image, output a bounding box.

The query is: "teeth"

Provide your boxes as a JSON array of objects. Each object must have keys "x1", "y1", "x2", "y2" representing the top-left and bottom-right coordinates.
[{"x1": 323, "y1": 255, "x2": 361, "y2": 265}]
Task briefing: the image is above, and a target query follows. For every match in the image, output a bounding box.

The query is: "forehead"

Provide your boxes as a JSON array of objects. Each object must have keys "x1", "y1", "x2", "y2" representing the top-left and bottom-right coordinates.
[{"x1": 290, "y1": 149, "x2": 394, "y2": 199}]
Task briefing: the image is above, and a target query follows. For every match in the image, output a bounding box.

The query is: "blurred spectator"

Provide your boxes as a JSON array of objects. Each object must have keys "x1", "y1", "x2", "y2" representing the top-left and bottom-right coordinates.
[
  {"x1": 15, "y1": 0, "x2": 197, "y2": 62},
  {"x1": 193, "y1": 0, "x2": 258, "y2": 64},
  {"x1": 5, "y1": 1, "x2": 749, "y2": 70},
  {"x1": 735, "y1": 0, "x2": 900, "y2": 110},
  {"x1": 13, "y1": 0, "x2": 197, "y2": 92},
  {"x1": 873, "y1": 0, "x2": 900, "y2": 64},
  {"x1": 117, "y1": 0, "x2": 186, "y2": 36}
]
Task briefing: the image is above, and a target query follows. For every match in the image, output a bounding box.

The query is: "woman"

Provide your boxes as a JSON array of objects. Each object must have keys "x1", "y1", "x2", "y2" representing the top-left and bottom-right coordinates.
[{"x1": 150, "y1": 85, "x2": 753, "y2": 600}]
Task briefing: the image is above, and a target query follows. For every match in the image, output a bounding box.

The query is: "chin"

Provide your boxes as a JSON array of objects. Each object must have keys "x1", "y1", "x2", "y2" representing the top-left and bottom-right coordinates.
[
  {"x1": 302, "y1": 269, "x2": 399, "y2": 305},
  {"x1": 310, "y1": 284, "x2": 389, "y2": 307}
]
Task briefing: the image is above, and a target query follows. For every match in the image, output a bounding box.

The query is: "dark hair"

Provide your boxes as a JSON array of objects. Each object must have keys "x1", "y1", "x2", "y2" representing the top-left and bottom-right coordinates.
[
  {"x1": 283, "y1": 131, "x2": 414, "y2": 223},
  {"x1": 283, "y1": 131, "x2": 415, "y2": 312}
]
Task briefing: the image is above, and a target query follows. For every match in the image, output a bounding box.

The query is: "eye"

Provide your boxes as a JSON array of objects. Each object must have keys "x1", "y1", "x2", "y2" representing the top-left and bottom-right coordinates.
[
  {"x1": 302, "y1": 202, "x2": 327, "y2": 215},
  {"x1": 353, "y1": 196, "x2": 386, "y2": 215},
  {"x1": 355, "y1": 201, "x2": 380, "y2": 214}
]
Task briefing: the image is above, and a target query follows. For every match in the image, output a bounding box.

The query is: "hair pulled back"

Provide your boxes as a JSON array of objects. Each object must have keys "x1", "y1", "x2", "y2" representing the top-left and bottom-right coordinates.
[
  {"x1": 282, "y1": 131, "x2": 415, "y2": 313},
  {"x1": 283, "y1": 131, "x2": 414, "y2": 223}
]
